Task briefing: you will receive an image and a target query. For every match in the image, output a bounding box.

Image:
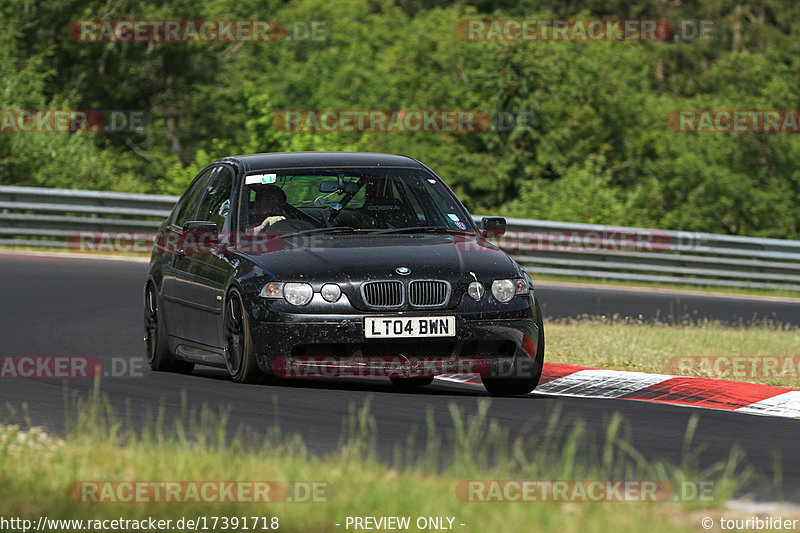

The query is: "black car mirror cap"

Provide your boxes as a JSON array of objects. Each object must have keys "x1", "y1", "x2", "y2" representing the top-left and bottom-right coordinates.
[
  {"x1": 181, "y1": 221, "x2": 220, "y2": 251},
  {"x1": 183, "y1": 220, "x2": 219, "y2": 233},
  {"x1": 480, "y1": 216, "x2": 506, "y2": 238}
]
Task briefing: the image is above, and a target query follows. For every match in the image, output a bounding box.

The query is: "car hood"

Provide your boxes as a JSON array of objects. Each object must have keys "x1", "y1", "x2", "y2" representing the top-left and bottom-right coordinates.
[{"x1": 241, "y1": 233, "x2": 520, "y2": 283}]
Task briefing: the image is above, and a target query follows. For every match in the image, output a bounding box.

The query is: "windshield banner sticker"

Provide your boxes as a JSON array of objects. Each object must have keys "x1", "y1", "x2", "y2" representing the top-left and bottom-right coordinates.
[{"x1": 245, "y1": 173, "x2": 277, "y2": 185}]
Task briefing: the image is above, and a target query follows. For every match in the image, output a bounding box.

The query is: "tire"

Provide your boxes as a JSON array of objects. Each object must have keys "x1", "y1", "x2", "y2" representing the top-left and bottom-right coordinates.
[
  {"x1": 390, "y1": 376, "x2": 434, "y2": 388},
  {"x1": 482, "y1": 298, "x2": 545, "y2": 396},
  {"x1": 223, "y1": 288, "x2": 264, "y2": 383},
  {"x1": 144, "y1": 283, "x2": 194, "y2": 374}
]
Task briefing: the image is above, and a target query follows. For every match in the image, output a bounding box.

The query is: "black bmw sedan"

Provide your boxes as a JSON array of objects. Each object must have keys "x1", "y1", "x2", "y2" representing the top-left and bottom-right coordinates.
[{"x1": 144, "y1": 152, "x2": 544, "y2": 395}]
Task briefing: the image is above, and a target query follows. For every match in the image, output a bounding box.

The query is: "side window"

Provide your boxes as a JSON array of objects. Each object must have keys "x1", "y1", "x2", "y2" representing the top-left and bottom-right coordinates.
[
  {"x1": 195, "y1": 166, "x2": 233, "y2": 231},
  {"x1": 172, "y1": 168, "x2": 215, "y2": 226}
]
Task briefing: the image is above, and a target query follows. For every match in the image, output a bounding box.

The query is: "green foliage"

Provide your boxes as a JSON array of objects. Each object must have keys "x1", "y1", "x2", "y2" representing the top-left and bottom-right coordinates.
[
  {"x1": 2, "y1": 0, "x2": 799, "y2": 237},
  {"x1": 503, "y1": 156, "x2": 627, "y2": 224}
]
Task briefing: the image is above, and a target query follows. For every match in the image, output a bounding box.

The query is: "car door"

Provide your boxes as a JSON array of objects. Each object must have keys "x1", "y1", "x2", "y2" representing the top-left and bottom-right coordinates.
[
  {"x1": 175, "y1": 165, "x2": 236, "y2": 348},
  {"x1": 161, "y1": 167, "x2": 215, "y2": 341}
]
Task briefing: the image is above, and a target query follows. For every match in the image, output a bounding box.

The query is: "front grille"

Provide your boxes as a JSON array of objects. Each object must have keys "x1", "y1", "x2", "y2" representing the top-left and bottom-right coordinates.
[
  {"x1": 361, "y1": 280, "x2": 404, "y2": 308},
  {"x1": 409, "y1": 280, "x2": 450, "y2": 307}
]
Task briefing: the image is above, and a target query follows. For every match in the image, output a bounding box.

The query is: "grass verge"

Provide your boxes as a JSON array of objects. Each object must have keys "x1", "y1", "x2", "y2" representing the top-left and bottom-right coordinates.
[
  {"x1": 547, "y1": 317, "x2": 800, "y2": 388},
  {"x1": 0, "y1": 390, "x2": 778, "y2": 533}
]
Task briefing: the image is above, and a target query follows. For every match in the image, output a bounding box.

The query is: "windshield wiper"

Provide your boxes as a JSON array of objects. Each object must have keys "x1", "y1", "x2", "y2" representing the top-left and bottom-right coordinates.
[
  {"x1": 369, "y1": 226, "x2": 465, "y2": 235},
  {"x1": 283, "y1": 226, "x2": 469, "y2": 238},
  {"x1": 282, "y1": 226, "x2": 359, "y2": 238}
]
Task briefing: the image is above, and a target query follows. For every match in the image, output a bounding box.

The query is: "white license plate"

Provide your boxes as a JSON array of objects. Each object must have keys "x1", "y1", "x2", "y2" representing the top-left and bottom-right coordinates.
[{"x1": 364, "y1": 316, "x2": 456, "y2": 338}]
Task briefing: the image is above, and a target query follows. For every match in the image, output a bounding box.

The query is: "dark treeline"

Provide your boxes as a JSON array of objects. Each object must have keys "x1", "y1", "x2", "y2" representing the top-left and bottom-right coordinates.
[{"x1": 1, "y1": 0, "x2": 798, "y2": 237}]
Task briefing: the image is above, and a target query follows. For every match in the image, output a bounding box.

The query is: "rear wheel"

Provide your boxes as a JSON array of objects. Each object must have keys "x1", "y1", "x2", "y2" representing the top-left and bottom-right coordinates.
[
  {"x1": 482, "y1": 298, "x2": 544, "y2": 396},
  {"x1": 390, "y1": 376, "x2": 434, "y2": 388},
  {"x1": 223, "y1": 288, "x2": 264, "y2": 383},
  {"x1": 144, "y1": 284, "x2": 194, "y2": 374}
]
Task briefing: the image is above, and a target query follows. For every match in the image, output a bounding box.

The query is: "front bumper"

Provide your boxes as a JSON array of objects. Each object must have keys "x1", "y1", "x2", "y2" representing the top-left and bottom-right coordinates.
[{"x1": 244, "y1": 293, "x2": 541, "y2": 379}]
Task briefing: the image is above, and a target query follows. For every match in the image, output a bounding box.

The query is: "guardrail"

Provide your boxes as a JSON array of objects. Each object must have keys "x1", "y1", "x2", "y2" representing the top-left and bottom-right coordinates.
[
  {"x1": 2, "y1": 185, "x2": 800, "y2": 291},
  {"x1": 0, "y1": 186, "x2": 177, "y2": 248}
]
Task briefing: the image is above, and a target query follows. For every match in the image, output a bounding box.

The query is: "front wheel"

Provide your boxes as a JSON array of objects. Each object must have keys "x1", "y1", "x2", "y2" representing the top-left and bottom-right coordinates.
[
  {"x1": 482, "y1": 298, "x2": 545, "y2": 396},
  {"x1": 144, "y1": 284, "x2": 194, "y2": 374},
  {"x1": 223, "y1": 288, "x2": 264, "y2": 383}
]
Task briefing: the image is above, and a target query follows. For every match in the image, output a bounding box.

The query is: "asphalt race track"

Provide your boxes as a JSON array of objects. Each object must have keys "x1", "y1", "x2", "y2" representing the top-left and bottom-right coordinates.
[
  {"x1": 537, "y1": 283, "x2": 800, "y2": 327},
  {"x1": 1, "y1": 253, "x2": 799, "y2": 502}
]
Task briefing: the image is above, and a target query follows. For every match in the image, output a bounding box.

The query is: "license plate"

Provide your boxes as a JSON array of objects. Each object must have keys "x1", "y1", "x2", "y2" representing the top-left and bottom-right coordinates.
[{"x1": 364, "y1": 316, "x2": 456, "y2": 338}]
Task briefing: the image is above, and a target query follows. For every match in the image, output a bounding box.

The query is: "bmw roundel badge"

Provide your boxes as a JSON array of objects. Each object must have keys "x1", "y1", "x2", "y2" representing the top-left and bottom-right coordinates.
[{"x1": 396, "y1": 266, "x2": 411, "y2": 275}]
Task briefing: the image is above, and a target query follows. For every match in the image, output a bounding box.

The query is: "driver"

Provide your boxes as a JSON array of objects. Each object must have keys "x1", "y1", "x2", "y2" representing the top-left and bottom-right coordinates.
[{"x1": 251, "y1": 185, "x2": 288, "y2": 235}]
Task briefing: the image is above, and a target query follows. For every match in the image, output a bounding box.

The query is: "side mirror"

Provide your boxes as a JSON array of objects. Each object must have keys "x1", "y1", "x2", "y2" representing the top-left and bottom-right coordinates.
[
  {"x1": 480, "y1": 217, "x2": 506, "y2": 238},
  {"x1": 181, "y1": 221, "x2": 219, "y2": 253}
]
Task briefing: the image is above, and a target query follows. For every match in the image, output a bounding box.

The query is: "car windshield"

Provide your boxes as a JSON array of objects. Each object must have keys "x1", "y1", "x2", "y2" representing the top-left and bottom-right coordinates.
[{"x1": 239, "y1": 167, "x2": 473, "y2": 235}]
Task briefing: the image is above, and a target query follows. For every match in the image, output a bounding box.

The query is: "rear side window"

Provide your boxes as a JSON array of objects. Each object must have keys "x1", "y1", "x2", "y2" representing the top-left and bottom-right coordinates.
[
  {"x1": 195, "y1": 166, "x2": 234, "y2": 231},
  {"x1": 172, "y1": 168, "x2": 215, "y2": 226}
]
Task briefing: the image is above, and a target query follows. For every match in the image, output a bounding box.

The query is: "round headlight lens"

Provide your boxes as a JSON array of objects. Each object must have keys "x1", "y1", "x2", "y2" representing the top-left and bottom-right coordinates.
[
  {"x1": 320, "y1": 283, "x2": 341, "y2": 303},
  {"x1": 283, "y1": 282, "x2": 313, "y2": 306},
  {"x1": 467, "y1": 281, "x2": 485, "y2": 301},
  {"x1": 491, "y1": 279, "x2": 515, "y2": 303}
]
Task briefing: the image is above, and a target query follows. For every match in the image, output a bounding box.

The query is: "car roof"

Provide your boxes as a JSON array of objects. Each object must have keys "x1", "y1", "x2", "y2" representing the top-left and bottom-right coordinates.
[{"x1": 218, "y1": 152, "x2": 427, "y2": 173}]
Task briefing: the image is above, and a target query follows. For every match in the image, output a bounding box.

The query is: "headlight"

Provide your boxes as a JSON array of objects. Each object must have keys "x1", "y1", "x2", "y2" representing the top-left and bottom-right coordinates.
[
  {"x1": 491, "y1": 279, "x2": 515, "y2": 303},
  {"x1": 259, "y1": 282, "x2": 284, "y2": 298},
  {"x1": 491, "y1": 278, "x2": 528, "y2": 303},
  {"x1": 283, "y1": 282, "x2": 314, "y2": 306},
  {"x1": 320, "y1": 283, "x2": 341, "y2": 302},
  {"x1": 467, "y1": 281, "x2": 485, "y2": 301}
]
